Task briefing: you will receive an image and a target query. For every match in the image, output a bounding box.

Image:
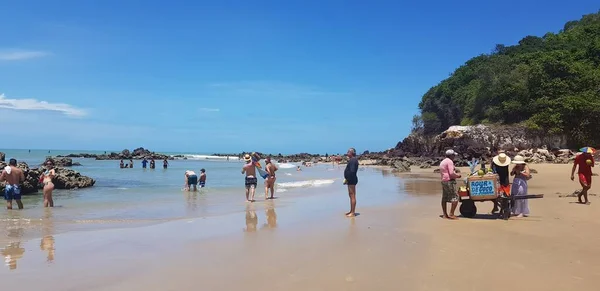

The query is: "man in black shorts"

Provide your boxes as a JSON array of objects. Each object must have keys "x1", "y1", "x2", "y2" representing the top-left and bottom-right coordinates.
[
  {"x1": 344, "y1": 147, "x2": 359, "y2": 217},
  {"x1": 241, "y1": 154, "x2": 257, "y2": 202}
]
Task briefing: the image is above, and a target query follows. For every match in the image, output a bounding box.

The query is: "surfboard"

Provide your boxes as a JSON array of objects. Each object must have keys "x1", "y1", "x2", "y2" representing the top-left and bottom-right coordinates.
[{"x1": 257, "y1": 167, "x2": 269, "y2": 179}]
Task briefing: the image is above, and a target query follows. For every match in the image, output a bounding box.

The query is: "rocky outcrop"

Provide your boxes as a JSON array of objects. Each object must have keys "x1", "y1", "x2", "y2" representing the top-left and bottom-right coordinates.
[
  {"x1": 0, "y1": 162, "x2": 95, "y2": 195},
  {"x1": 0, "y1": 152, "x2": 5, "y2": 162},
  {"x1": 58, "y1": 147, "x2": 174, "y2": 160},
  {"x1": 40, "y1": 157, "x2": 82, "y2": 167}
]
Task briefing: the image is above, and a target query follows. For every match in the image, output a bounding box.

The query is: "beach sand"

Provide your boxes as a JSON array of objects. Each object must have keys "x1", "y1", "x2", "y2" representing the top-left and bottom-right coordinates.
[{"x1": 2, "y1": 163, "x2": 600, "y2": 291}]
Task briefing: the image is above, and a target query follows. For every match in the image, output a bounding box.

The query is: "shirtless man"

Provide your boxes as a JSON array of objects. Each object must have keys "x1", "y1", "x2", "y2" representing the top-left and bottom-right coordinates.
[
  {"x1": 199, "y1": 169, "x2": 206, "y2": 188},
  {"x1": 184, "y1": 170, "x2": 198, "y2": 191},
  {"x1": 241, "y1": 154, "x2": 257, "y2": 202},
  {"x1": 0, "y1": 159, "x2": 25, "y2": 210},
  {"x1": 264, "y1": 157, "x2": 278, "y2": 199}
]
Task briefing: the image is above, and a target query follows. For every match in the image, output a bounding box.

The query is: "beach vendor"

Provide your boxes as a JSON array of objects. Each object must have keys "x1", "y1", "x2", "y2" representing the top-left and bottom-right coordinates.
[
  {"x1": 571, "y1": 150, "x2": 595, "y2": 204},
  {"x1": 184, "y1": 170, "x2": 198, "y2": 191},
  {"x1": 491, "y1": 152, "x2": 511, "y2": 213},
  {"x1": 439, "y1": 149, "x2": 461, "y2": 220}
]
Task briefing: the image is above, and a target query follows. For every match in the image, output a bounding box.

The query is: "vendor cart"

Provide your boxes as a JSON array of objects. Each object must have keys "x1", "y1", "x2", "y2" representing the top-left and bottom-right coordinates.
[{"x1": 457, "y1": 173, "x2": 543, "y2": 220}]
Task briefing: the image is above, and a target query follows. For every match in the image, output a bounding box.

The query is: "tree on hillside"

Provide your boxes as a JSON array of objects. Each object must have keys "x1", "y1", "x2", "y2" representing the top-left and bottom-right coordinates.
[{"x1": 415, "y1": 10, "x2": 600, "y2": 147}]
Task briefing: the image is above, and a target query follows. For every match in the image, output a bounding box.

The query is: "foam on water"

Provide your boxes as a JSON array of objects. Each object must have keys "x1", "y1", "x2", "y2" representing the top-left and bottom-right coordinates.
[
  {"x1": 181, "y1": 154, "x2": 240, "y2": 161},
  {"x1": 277, "y1": 179, "x2": 336, "y2": 189},
  {"x1": 277, "y1": 163, "x2": 297, "y2": 169}
]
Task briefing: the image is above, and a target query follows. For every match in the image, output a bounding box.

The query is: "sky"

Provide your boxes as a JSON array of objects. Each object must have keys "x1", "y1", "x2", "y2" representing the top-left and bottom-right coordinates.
[{"x1": 0, "y1": 0, "x2": 598, "y2": 154}]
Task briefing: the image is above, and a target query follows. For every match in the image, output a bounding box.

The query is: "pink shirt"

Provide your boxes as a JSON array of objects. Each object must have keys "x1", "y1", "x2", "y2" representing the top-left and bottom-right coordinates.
[{"x1": 439, "y1": 158, "x2": 458, "y2": 182}]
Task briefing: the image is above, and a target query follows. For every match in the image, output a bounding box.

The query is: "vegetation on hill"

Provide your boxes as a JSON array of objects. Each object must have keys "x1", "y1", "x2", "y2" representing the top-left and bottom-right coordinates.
[{"x1": 413, "y1": 11, "x2": 600, "y2": 146}]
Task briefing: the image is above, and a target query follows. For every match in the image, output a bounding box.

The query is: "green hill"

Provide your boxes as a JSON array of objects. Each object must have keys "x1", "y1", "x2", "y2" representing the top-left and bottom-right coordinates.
[{"x1": 415, "y1": 11, "x2": 600, "y2": 147}]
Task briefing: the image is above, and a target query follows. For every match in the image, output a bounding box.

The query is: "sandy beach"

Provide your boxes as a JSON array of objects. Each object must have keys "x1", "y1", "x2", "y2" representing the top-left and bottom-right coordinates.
[{"x1": 2, "y1": 163, "x2": 600, "y2": 291}]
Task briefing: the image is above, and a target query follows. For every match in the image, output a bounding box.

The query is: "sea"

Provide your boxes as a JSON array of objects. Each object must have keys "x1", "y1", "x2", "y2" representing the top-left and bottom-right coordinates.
[{"x1": 0, "y1": 149, "x2": 410, "y2": 252}]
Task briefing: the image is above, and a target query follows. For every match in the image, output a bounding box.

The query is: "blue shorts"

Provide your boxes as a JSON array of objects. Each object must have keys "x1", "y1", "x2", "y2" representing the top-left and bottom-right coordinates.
[
  {"x1": 199, "y1": 181, "x2": 205, "y2": 187},
  {"x1": 187, "y1": 175, "x2": 198, "y2": 185},
  {"x1": 4, "y1": 184, "x2": 22, "y2": 201}
]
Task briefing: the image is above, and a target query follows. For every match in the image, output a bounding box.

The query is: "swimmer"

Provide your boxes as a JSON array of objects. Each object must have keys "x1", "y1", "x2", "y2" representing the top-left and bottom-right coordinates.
[
  {"x1": 0, "y1": 158, "x2": 25, "y2": 210},
  {"x1": 184, "y1": 170, "x2": 198, "y2": 191},
  {"x1": 41, "y1": 160, "x2": 56, "y2": 207},
  {"x1": 199, "y1": 169, "x2": 206, "y2": 188}
]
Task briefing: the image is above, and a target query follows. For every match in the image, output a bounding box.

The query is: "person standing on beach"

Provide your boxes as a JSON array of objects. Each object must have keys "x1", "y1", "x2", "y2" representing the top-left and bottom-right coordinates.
[
  {"x1": 344, "y1": 148, "x2": 359, "y2": 217},
  {"x1": 439, "y1": 149, "x2": 461, "y2": 220},
  {"x1": 163, "y1": 158, "x2": 169, "y2": 169},
  {"x1": 264, "y1": 157, "x2": 278, "y2": 199},
  {"x1": 242, "y1": 154, "x2": 257, "y2": 202},
  {"x1": 0, "y1": 158, "x2": 25, "y2": 210},
  {"x1": 571, "y1": 152, "x2": 595, "y2": 204},
  {"x1": 491, "y1": 152, "x2": 511, "y2": 213},
  {"x1": 199, "y1": 169, "x2": 206, "y2": 188},
  {"x1": 142, "y1": 158, "x2": 148, "y2": 169}
]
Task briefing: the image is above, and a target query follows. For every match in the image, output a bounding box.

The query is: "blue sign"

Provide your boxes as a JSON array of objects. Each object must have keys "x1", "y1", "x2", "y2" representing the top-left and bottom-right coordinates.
[{"x1": 469, "y1": 180, "x2": 495, "y2": 196}]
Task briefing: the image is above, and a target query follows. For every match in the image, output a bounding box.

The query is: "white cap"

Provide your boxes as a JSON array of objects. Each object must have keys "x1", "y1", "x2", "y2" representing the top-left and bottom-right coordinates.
[{"x1": 445, "y1": 149, "x2": 458, "y2": 156}]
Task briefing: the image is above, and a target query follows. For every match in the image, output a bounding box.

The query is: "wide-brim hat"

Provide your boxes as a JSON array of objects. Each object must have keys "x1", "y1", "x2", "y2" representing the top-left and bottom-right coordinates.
[
  {"x1": 511, "y1": 155, "x2": 526, "y2": 164},
  {"x1": 492, "y1": 153, "x2": 511, "y2": 167},
  {"x1": 243, "y1": 154, "x2": 252, "y2": 162}
]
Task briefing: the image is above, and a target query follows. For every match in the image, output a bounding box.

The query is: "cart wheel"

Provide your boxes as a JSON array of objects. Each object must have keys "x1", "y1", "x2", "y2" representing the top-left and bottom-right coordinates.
[{"x1": 460, "y1": 200, "x2": 477, "y2": 218}]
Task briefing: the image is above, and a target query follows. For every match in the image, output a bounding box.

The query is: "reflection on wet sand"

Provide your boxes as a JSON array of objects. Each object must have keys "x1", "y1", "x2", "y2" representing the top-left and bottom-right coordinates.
[
  {"x1": 262, "y1": 204, "x2": 277, "y2": 230},
  {"x1": 401, "y1": 176, "x2": 442, "y2": 196},
  {"x1": 244, "y1": 204, "x2": 258, "y2": 232},
  {"x1": 2, "y1": 242, "x2": 25, "y2": 270},
  {"x1": 41, "y1": 209, "x2": 56, "y2": 264},
  {"x1": 184, "y1": 191, "x2": 199, "y2": 212}
]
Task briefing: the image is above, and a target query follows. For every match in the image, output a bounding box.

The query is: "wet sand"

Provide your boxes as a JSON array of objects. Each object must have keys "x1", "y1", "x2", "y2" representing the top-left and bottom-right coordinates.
[{"x1": 3, "y1": 164, "x2": 600, "y2": 290}]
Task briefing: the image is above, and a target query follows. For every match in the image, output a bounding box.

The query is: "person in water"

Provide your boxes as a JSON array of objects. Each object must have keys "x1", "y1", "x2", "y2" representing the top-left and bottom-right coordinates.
[
  {"x1": 343, "y1": 148, "x2": 359, "y2": 217},
  {"x1": 199, "y1": 169, "x2": 206, "y2": 188},
  {"x1": 129, "y1": 159, "x2": 134, "y2": 168},
  {"x1": 0, "y1": 158, "x2": 25, "y2": 210},
  {"x1": 163, "y1": 158, "x2": 169, "y2": 169},
  {"x1": 264, "y1": 157, "x2": 278, "y2": 199},
  {"x1": 119, "y1": 159, "x2": 125, "y2": 168},
  {"x1": 142, "y1": 158, "x2": 148, "y2": 169},
  {"x1": 41, "y1": 160, "x2": 56, "y2": 207},
  {"x1": 242, "y1": 154, "x2": 257, "y2": 202},
  {"x1": 184, "y1": 170, "x2": 198, "y2": 191},
  {"x1": 150, "y1": 158, "x2": 156, "y2": 169}
]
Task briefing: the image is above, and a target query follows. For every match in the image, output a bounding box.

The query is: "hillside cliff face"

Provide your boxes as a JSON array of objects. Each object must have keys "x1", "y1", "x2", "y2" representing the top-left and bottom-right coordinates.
[{"x1": 394, "y1": 125, "x2": 567, "y2": 158}]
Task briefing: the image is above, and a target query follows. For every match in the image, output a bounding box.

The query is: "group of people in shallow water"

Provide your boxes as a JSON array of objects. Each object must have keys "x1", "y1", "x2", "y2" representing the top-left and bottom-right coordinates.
[
  {"x1": 1, "y1": 158, "x2": 56, "y2": 210},
  {"x1": 119, "y1": 158, "x2": 170, "y2": 169}
]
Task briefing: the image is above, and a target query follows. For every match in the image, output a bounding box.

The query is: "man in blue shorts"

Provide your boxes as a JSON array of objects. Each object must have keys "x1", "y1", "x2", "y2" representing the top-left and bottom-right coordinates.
[
  {"x1": 184, "y1": 170, "x2": 198, "y2": 191},
  {"x1": 0, "y1": 158, "x2": 25, "y2": 210}
]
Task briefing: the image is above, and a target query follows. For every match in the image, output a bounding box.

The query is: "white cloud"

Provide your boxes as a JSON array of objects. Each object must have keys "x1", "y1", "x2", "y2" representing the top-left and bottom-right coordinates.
[
  {"x1": 0, "y1": 50, "x2": 50, "y2": 61},
  {"x1": 199, "y1": 107, "x2": 220, "y2": 112},
  {"x1": 0, "y1": 93, "x2": 87, "y2": 117}
]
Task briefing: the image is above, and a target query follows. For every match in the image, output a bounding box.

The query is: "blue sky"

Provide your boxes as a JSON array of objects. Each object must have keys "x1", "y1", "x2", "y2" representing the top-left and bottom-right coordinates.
[{"x1": 0, "y1": 1, "x2": 598, "y2": 154}]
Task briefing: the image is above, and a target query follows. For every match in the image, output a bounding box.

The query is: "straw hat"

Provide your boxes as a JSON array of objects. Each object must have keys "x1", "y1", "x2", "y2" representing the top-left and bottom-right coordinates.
[
  {"x1": 511, "y1": 155, "x2": 526, "y2": 164},
  {"x1": 243, "y1": 154, "x2": 252, "y2": 162},
  {"x1": 492, "y1": 153, "x2": 511, "y2": 167}
]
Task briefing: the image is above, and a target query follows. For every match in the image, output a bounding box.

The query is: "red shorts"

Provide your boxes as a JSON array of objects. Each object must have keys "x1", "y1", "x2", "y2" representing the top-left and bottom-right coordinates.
[{"x1": 579, "y1": 173, "x2": 592, "y2": 187}]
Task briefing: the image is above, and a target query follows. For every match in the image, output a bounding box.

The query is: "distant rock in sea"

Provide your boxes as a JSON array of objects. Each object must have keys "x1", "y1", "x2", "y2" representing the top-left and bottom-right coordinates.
[
  {"x1": 40, "y1": 157, "x2": 82, "y2": 167},
  {"x1": 58, "y1": 147, "x2": 174, "y2": 161}
]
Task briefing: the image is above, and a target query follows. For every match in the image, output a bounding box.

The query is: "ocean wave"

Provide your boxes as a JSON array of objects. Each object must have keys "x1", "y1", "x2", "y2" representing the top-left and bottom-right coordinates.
[
  {"x1": 277, "y1": 179, "x2": 335, "y2": 189},
  {"x1": 277, "y1": 163, "x2": 297, "y2": 169},
  {"x1": 182, "y1": 155, "x2": 240, "y2": 161}
]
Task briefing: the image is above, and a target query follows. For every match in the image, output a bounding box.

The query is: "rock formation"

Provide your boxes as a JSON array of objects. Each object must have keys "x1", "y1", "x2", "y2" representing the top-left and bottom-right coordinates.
[
  {"x1": 40, "y1": 157, "x2": 82, "y2": 167},
  {"x1": 58, "y1": 147, "x2": 173, "y2": 160},
  {"x1": 0, "y1": 161, "x2": 95, "y2": 195},
  {"x1": 0, "y1": 152, "x2": 5, "y2": 162}
]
